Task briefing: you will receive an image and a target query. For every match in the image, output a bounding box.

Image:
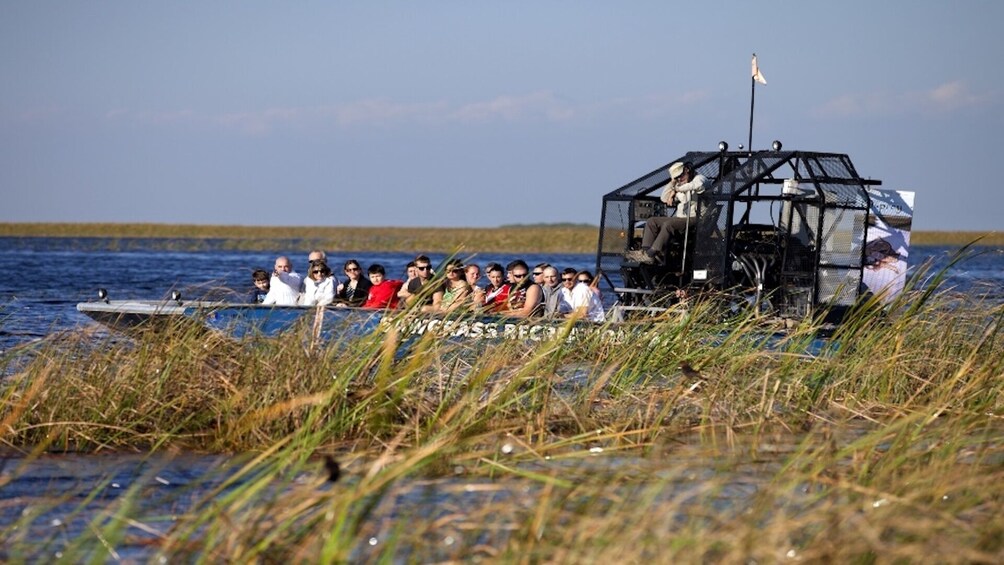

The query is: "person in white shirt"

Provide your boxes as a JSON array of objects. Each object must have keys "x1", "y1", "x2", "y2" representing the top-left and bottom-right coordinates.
[
  {"x1": 566, "y1": 270, "x2": 605, "y2": 323},
  {"x1": 557, "y1": 267, "x2": 577, "y2": 316},
  {"x1": 262, "y1": 256, "x2": 302, "y2": 306},
  {"x1": 301, "y1": 260, "x2": 336, "y2": 306},
  {"x1": 627, "y1": 161, "x2": 708, "y2": 264}
]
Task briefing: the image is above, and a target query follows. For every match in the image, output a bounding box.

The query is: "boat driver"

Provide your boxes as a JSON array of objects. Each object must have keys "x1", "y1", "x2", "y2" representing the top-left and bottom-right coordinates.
[{"x1": 626, "y1": 161, "x2": 707, "y2": 264}]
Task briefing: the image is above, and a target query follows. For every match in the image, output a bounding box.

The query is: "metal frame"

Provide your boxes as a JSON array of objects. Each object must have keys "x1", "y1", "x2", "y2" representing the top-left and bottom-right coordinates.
[{"x1": 595, "y1": 148, "x2": 881, "y2": 320}]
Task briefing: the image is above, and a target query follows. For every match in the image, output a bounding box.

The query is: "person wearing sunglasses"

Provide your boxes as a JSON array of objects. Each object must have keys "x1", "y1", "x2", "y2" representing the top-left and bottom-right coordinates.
[
  {"x1": 577, "y1": 271, "x2": 601, "y2": 298},
  {"x1": 398, "y1": 254, "x2": 435, "y2": 307},
  {"x1": 423, "y1": 261, "x2": 472, "y2": 314},
  {"x1": 557, "y1": 267, "x2": 578, "y2": 315},
  {"x1": 301, "y1": 259, "x2": 336, "y2": 306},
  {"x1": 565, "y1": 270, "x2": 605, "y2": 322},
  {"x1": 504, "y1": 259, "x2": 543, "y2": 318},
  {"x1": 262, "y1": 255, "x2": 302, "y2": 306},
  {"x1": 334, "y1": 259, "x2": 371, "y2": 307},
  {"x1": 531, "y1": 263, "x2": 549, "y2": 285}
]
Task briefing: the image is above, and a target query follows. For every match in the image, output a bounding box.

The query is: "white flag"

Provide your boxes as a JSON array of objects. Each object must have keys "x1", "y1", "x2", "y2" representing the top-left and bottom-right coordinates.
[{"x1": 752, "y1": 54, "x2": 766, "y2": 85}]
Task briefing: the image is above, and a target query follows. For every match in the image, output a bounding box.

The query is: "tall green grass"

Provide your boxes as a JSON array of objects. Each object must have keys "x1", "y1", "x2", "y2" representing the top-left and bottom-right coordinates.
[{"x1": 1, "y1": 270, "x2": 1002, "y2": 561}]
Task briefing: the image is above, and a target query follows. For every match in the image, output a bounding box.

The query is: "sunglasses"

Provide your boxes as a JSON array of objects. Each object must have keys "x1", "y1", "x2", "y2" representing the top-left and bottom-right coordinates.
[
  {"x1": 312, "y1": 270, "x2": 325, "y2": 275},
  {"x1": 345, "y1": 267, "x2": 360, "y2": 272},
  {"x1": 513, "y1": 273, "x2": 527, "y2": 279},
  {"x1": 417, "y1": 265, "x2": 431, "y2": 271},
  {"x1": 532, "y1": 271, "x2": 543, "y2": 276},
  {"x1": 577, "y1": 279, "x2": 590, "y2": 283},
  {"x1": 562, "y1": 277, "x2": 574, "y2": 282}
]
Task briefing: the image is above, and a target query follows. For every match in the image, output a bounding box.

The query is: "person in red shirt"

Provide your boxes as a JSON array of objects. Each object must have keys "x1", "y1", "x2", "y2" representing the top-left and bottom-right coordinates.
[
  {"x1": 362, "y1": 264, "x2": 404, "y2": 310},
  {"x1": 482, "y1": 262, "x2": 510, "y2": 313}
]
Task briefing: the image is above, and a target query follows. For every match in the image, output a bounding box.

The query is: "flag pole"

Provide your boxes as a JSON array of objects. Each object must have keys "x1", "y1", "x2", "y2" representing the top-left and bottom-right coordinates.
[{"x1": 747, "y1": 52, "x2": 756, "y2": 155}]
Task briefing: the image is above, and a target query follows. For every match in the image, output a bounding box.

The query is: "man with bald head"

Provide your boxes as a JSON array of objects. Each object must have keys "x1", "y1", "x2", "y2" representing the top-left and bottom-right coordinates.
[{"x1": 262, "y1": 255, "x2": 302, "y2": 305}]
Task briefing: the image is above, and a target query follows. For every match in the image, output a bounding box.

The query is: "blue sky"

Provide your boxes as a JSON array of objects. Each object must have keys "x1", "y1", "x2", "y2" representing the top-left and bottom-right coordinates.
[{"x1": 2, "y1": 1, "x2": 1002, "y2": 231}]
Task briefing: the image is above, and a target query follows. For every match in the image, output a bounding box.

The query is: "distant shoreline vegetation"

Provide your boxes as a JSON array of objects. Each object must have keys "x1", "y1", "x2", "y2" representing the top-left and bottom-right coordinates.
[{"x1": 0, "y1": 222, "x2": 1000, "y2": 252}]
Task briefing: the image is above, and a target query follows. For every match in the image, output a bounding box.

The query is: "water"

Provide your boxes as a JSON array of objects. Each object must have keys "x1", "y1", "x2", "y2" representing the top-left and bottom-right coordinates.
[
  {"x1": 1, "y1": 237, "x2": 1002, "y2": 558},
  {"x1": 0, "y1": 237, "x2": 598, "y2": 352},
  {"x1": 1, "y1": 237, "x2": 1002, "y2": 353}
]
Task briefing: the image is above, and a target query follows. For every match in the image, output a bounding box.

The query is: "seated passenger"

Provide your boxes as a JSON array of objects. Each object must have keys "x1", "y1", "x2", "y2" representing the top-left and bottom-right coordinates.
[
  {"x1": 362, "y1": 264, "x2": 403, "y2": 310},
  {"x1": 539, "y1": 266, "x2": 563, "y2": 318},
  {"x1": 334, "y1": 259, "x2": 372, "y2": 307},
  {"x1": 398, "y1": 254, "x2": 435, "y2": 307},
  {"x1": 577, "y1": 270, "x2": 602, "y2": 299},
  {"x1": 557, "y1": 267, "x2": 578, "y2": 315},
  {"x1": 262, "y1": 256, "x2": 302, "y2": 306},
  {"x1": 301, "y1": 260, "x2": 336, "y2": 306},
  {"x1": 250, "y1": 269, "x2": 270, "y2": 304},
  {"x1": 424, "y1": 261, "x2": 472, "y2": 314},
  {"x1": 531, "y1": 263, "x2": 549, "y2": 287},
  {"x1": 482, "y1": 262, "x2": 510, "y2": 312},
  {"x1": 626, "y1": 161, "x2": 707, "y2": 264},
  {"x1": 465, "y1": 263, "x2": 485, "y2": 306},
  {"x1": 504, "y1": 260, "x2": 543, "y2": 318},
  {"x1": 308, "y1": 248, "x2": 327, "y2": 264},
  {"x1": 567, "y1": 270, "x2": 606, "y2": 323}
]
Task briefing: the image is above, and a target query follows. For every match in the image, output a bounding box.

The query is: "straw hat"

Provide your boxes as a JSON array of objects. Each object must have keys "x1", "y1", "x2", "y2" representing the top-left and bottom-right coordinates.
[{"x1": 669, "y1": 162, "x2": 685, "y2": 180}]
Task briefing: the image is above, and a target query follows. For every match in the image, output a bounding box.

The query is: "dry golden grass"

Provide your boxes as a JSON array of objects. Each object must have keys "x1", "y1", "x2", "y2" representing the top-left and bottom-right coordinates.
[
  {"x1": 910, "y1": 230, "x2": 1004, "y2": 246},
  {"x1": 0, "y1": 222, "x2": 601, "y2": 253},
  {"x1": 2, "y1": 222, "x2": 1001, "y2": 251}
]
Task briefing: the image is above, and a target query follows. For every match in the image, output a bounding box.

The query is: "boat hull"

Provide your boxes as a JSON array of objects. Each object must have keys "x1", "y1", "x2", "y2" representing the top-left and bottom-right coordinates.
[{"x1": 76, "y1": 300, "x2": 600, "y2": 344}]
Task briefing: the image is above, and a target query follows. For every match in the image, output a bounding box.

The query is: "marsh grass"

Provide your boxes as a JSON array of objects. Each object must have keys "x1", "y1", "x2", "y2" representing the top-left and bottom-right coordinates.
[
  {"x1": 3, "y1": 222, "x2": 1002, "y2": 251},
  {"x1": 2, "y1": 268, "x2": 1003, "y2": 561},
  {"x1": 0, "y1": 223, "x2": 603, "y2": 253}
]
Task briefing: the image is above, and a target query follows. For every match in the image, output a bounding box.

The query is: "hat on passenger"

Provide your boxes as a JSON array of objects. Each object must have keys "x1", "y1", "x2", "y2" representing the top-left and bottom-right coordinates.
[{"x1": 669, "y1": 162, "x2": 685, "y2": 180}]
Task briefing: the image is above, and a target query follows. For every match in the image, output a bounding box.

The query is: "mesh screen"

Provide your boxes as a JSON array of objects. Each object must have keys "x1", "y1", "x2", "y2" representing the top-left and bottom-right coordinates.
[
  {"x1": 817, "y1": 268, "x2": 861, "y2": 306},
  {"x1": 600, "y1": 199, "x2": 632, "y2": 255},
  {"x1": 691, "y1": 196, "x2": 730, "y2": 284},
  {"x1": 778, "y1": 275, "x2": 814, "y2": 318},
  {"x1": 779, "y1": 202, "x2": 818, "y2": 275},
  {"x1": 819, "y1": 207, "x2": 866, "y2": 268}
]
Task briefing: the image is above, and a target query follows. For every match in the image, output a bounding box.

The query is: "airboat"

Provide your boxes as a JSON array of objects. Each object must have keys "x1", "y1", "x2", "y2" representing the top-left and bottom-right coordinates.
[{"x1": 77, "y1": 142, "x2": 913, "y2": 341}]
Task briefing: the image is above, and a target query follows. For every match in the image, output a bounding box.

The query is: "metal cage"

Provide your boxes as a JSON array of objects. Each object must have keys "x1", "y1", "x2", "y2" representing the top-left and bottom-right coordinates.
[{"x1": 596, "y1": 149, "x2": 880, "y2": 319}]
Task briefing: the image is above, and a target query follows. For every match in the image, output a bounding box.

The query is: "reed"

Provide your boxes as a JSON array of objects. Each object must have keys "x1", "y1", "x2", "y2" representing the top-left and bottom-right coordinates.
[
  {"x1": 1, "y1": 272, "x2": 1002, "y2": 561},
  {"x1": 4, "y1": 222, "x2": 1003, "y2": 251},
  {"x1": 0, "y1": 222, "x2": 602, "y2": 253}
]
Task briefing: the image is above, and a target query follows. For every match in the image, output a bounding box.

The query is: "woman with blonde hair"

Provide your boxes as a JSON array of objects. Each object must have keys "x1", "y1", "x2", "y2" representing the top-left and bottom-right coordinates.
[{"x1": 301, "y1": 260, "x2": 336, "y2": 306}]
